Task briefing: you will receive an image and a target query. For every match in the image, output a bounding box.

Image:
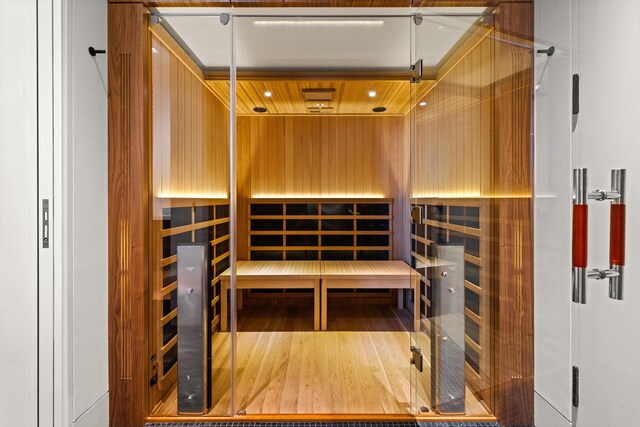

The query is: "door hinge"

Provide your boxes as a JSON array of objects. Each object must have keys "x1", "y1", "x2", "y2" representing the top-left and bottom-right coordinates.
[
  {"x1": 572, "y1": 366, "x2": 579, "y2": 407},
  {"x1": 410, "y1": 205, "x2": 424, "y2": 225},
  {"x1": 411, "y1": 59, "x2": 423, "y2": 83},
  {"x1": 410, "y1": 345, "x2": 423, "y2": 372},
  {"x1": 42, "y1": 199, "x2": 49, "y2": 248},
  {"x1": 572, "y1": 74, "x2": 579, "y2": 115}
]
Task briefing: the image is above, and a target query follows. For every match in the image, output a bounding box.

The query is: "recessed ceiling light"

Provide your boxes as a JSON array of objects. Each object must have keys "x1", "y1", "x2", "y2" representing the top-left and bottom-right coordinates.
[
  {"x1": 419, "y1": 101, "x2": 427, "y2": 107},
  {"x1": 264, "y1": 91, "x2": 272, "y2": 97},
  {"x1": 253, "y1": 107, "x2": 267, "y2": 113},
  {"x1": 372, "y1": 106, "x2": 386, "y2": 113},
  {"x1": 368, "y1": 91, "x2": 377, "y2": 98},
  {"x1": 151, "y1": 47, "x2": 159, "y2": 54}
]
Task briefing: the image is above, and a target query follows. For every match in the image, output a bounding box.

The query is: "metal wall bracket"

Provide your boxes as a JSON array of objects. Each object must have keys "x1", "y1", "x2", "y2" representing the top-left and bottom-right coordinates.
[
  {"x1": 220, "y1": 14, "x2": 230, "y2": 26},
  {"x1": 88, "y1": 47, "x2": 106, "y2": 57},
  {"x1": 413, "y1": 14, "x2": 423, "y2": 26}
]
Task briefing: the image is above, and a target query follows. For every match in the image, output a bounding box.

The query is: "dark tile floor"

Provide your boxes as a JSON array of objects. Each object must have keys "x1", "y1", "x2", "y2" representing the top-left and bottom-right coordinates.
[{"x1": 145, "y1": 422, "x2": 503, "y2": 427}]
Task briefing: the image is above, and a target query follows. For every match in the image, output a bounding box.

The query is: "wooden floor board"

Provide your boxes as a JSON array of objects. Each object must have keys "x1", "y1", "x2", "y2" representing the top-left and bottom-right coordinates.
[{"x1": 150, "y1": 305, "x2": 489, "y2": 417}]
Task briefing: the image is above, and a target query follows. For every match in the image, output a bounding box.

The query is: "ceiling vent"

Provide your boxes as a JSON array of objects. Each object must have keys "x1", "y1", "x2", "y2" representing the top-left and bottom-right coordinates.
[{"x1": 302, "y1": 88, "x2": 336, "y2": 102}]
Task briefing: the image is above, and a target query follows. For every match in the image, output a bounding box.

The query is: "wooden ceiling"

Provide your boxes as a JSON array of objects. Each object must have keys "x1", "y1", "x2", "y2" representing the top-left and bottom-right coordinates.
[{"x1": 206, "y1": 79, "x2": 437, "y2": 115}]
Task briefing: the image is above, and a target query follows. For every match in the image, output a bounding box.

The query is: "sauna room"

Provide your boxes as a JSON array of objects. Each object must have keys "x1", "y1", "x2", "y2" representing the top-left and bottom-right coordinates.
[{"x1": 130, "y1": 4, "x2": 533, "y2": 425}]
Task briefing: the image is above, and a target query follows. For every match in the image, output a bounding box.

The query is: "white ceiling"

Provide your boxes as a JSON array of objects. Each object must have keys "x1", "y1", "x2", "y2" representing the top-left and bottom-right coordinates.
[{"x1": 157, "y1": 7, "x2": 486, "y2": 71}]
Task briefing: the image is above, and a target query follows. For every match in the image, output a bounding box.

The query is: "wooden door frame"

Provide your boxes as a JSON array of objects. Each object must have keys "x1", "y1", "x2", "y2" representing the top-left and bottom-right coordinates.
[{"x1": 107, "y1": 1, "x2": 533, "y2": 426}]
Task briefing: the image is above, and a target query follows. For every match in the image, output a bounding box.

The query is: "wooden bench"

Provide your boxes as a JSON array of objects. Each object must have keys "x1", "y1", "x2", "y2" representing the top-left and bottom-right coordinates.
[
  {"x1": 219, "y1": 260, "x2": 321, "y2": 331},
  {"x1": 320, "y1": 260, "x2": 420, "y2": 331},
  {"x1": 220, "y1": 260, "x2": 420, "y2": 332}
]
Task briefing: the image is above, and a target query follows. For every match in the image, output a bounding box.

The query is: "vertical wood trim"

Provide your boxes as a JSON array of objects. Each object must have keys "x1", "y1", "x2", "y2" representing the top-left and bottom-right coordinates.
[
  {"x1": 492, "y1": 2, "x2": 534, "y2": 426},
  {"x1": 108, "y1": 3, "x2": 149, "y2": 427}
]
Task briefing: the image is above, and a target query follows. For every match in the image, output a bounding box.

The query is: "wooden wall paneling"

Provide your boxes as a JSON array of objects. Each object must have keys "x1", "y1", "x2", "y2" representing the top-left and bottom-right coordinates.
[
  {"x1": 150, "y1": 33, "x2": 230, "y2": 199},
  {"x1": 108, "y1": 3, "x2": 149, "y2": 427},
  {"x1": 491, "y1": 198, "x2": 533, "y2": 425},
  {"x1": 412, "y1": 32, "x2": 493, "y2": 199},
  {"x1": 491, "y1": 2, "x2": 534, "y2": 426},
  {"x1": 236, "y1": 115, "x2": 409, "y2": 261}
]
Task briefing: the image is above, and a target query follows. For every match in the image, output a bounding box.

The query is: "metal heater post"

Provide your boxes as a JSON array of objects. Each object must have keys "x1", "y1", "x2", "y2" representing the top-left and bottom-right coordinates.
[
  {"x1": 430, "y1": 244, "x2": 465, "y2": 415},
  {"x1": 177, "y1": 243, "x2": 210, "y2": 414}
]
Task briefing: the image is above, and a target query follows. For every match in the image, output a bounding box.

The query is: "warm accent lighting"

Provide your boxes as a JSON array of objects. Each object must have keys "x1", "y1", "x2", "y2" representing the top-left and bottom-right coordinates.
[
  {"x1": 411, "y1": 193, "x2": 532, "y2": 199},
  {"x1": 157, "y1": 193, "x2": 228, "y2": 199},
  {"x1": 253, "y1": 194, "x2": 385, "y2": 199},
  {"x1": 368, "y1": 91, "x2": 377, "y2": 98},
  {"x1": 264, "y1": 91, "x2": 272, "y2": 97},
  {"x1": 253, "y1": 20, "x2": 385, "y2": 26}
]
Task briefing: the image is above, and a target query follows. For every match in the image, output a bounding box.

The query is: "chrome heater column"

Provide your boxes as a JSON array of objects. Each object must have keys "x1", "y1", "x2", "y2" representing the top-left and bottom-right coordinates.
[
  {"x1": 430, "y1": 244, "x2": 465, "y2": 415},
  {"x1": 177, "y1": 243, "x2": 210, "y2": 414}
]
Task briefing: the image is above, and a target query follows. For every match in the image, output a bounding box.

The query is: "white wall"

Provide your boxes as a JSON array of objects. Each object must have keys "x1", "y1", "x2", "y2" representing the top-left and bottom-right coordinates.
[
  {"x1": 0, "y1": 1, "x2": 39, "y2": 426},
  {"x1": 60, "y1": 0, "x2": 109, "y2": 426},
  {"x1": 0, "y1": 1, "x2": 108, "y2": 426},
  {"x1": 533, "y1": 0, "x2": 574, "y2": 425}
]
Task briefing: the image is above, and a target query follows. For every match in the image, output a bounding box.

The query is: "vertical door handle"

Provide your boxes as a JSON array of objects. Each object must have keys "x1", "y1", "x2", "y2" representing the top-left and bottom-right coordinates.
[
  {"x1": 609, "y1": 169, "x2": 626, "y2": 300},
  {"x1": 572, "y1": 169, "x2": 588, "y2": 303},
  {"x1": 572, "y1": 168, "x2": 626, "y2": 303}
]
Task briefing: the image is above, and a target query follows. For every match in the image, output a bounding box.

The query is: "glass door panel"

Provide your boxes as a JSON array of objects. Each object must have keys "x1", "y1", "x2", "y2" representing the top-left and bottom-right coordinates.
[
  {"x1": 410, "y1": 7, "x2": 499, "y2": 418},
  {"x1": 148, "y1": 11, "x2": 234, "y2": 417},
  {"x1": 232, "y1": 13, "x2": 414, "y2": 415}
]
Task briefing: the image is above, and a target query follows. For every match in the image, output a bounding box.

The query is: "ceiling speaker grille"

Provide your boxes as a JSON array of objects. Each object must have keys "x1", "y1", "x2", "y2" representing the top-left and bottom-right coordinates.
[{"x1": 302, "y1": 88, "x2": 336, "y2": 102}]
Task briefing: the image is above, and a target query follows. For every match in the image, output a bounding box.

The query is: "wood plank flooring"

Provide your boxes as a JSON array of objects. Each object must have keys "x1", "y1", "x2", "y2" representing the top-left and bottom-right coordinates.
[{"x1": 150, "y1": 306, "x2": 490, "y2": 417}]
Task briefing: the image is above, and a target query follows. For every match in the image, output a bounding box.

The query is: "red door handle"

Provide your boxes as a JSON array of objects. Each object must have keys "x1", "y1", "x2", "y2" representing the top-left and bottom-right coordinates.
[
  {"x1": 610, "y1": 203, "x2": 625, "y2": 266},
  {"x1": 573, "y1": 204, "x2": 588, "y2": 268}
]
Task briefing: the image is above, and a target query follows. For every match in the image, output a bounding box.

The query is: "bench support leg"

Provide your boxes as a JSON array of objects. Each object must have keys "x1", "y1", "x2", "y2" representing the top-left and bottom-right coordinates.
[
  {"x1": 314, "y1": 281, "x2": 320, "y2": 331},
  {"x1": 321, "y1": 285, "x2": 328, "y2": 331},
  {"x1": 221, "y1": 282, "x2": 228, "y2": 332}
]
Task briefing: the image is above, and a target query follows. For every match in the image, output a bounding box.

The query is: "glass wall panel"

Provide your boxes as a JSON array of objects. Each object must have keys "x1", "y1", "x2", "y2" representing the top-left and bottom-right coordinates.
[
  {"x1": 148, "y1": 11, "x2": 233, "y2": 417},
  {"x1": 410, "y1": 6, "x2": 532, "y2": 422}
]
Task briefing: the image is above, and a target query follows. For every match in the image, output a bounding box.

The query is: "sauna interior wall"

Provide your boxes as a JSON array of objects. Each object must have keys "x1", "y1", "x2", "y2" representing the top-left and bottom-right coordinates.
[
  {"x1": 412, "y1": 33, "x2": 493, "y2": 198},
  {"x1": 150, "y1": 31, "x2": 230, "y2": 200},
  {"x1": 236, "y1": 114, "x2": 411, "y2": 261}
]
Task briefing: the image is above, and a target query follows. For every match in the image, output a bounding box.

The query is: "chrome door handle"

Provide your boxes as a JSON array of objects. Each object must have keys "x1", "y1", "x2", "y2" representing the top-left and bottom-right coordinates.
[{"x1": 572, "y1": 168, "x2": 626, "y2": 304}]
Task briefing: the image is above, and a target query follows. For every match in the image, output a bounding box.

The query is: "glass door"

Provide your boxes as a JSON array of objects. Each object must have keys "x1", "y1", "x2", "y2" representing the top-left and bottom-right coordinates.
[{"x1": 231, "y1": 12, "x2": 416, "y2": 415}]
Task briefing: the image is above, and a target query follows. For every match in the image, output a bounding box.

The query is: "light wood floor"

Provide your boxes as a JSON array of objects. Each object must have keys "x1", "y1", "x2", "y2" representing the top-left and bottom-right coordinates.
[{"x1": 151, "y1": 305, "x2": 489, "y2": 416}]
